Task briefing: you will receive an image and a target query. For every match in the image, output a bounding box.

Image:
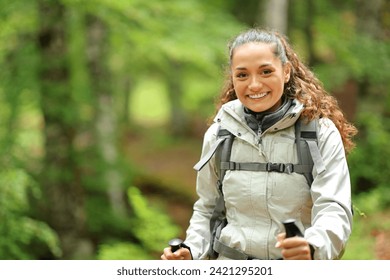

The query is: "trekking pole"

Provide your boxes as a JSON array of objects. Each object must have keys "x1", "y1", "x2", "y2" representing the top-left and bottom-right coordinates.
[
  {"x1": 168, "y1": 238, "x2": 183, "y2": 253},
  {"x1": 283, "y1": 219, "x2": 303, "y2": 238}
]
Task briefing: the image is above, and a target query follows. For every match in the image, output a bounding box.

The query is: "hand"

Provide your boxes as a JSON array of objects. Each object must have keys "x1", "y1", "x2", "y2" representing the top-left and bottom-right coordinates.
[
  {"x1": 161, "y1": 247, "x2": 192, "y2": 260},
  {"x1": 275, "y1": 233, "x2": 312, "y2": 260}
]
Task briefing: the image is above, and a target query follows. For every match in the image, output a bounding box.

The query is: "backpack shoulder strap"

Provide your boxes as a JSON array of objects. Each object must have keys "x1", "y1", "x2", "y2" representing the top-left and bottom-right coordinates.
[
  {"x1": 207, "y1": 127, "x2": 235, "y2": 259},
  {"x1": 193, "y1": 127, "x2": 231, "y2": 172},
  {"x1": 214, "y1": 128, "x2": 235, "y2": 191},
  {"x1": 295, "y1": 118, "x2": 326, "y2": 186}
]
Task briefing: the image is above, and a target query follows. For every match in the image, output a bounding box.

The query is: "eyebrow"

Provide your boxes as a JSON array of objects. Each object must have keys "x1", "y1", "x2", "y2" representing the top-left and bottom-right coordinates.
[{"x1": 234, "y1": 63, "x2": 273, "y2": 70}]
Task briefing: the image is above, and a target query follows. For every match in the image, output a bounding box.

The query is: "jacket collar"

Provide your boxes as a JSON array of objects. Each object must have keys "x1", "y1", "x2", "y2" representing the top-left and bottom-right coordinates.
[
  {"x1": 214, "y1": 98, "x2": 304, "y2": 137},
  {"x1": 244, "y1": 98, "x2": 292, "y2": 134}
]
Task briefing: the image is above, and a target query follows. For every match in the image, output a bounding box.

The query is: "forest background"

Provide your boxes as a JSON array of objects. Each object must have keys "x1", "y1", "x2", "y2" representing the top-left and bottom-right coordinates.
[{"x1": 1, "y1": 0, "x2": 389, "y2": 260}]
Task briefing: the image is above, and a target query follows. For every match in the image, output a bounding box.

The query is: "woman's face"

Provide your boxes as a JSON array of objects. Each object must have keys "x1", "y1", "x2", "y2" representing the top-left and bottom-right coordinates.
[{"x1": 231, "y1": 42, "x2": 291, "y2": 113}]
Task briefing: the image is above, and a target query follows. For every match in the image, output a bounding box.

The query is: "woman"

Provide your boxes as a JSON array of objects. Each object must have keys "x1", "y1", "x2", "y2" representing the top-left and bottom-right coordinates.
[{"x1": 161, "y1": 28, "x2": 357, "y2": 260}]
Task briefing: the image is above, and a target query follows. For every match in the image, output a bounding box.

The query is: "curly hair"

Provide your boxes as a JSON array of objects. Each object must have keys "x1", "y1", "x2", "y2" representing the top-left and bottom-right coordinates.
[{"x1": 214, "y1": 28, "x2": 357, "y2": 154}]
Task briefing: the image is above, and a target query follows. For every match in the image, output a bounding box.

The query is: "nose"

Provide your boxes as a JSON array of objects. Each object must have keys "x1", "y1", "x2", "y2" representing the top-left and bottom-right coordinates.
[{"x1": 248, "y1": 76, "x2": 262, "y2": 92}]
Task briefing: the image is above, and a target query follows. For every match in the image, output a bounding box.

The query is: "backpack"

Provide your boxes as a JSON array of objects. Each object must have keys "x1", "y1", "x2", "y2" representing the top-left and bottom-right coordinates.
[{"x1": 194, "y1": 118, "x2": 325, "y2": 259}]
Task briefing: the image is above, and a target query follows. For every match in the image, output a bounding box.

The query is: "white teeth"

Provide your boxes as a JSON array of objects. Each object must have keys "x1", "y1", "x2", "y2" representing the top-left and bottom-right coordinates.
[{"x1": 249, "y1": 92, "x2": 268, "y2": 99}]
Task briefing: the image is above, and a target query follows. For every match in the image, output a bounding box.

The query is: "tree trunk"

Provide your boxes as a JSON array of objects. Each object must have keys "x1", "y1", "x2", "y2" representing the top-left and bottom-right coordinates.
[
  {"x1": 263, "y1": 0, "x2": 289, "y2": 34},
  {"x1": 86, "y1": 16, "x2": 127, "y2": 217},
  {"x1": 166, "y1": 60, "x2": 188, "y2": 136},
  {"x1": 304, "y1": 0, "x2": 317, "y2": 66},
  {"x1": 37, "y1": 0, "x2": 88, "y2": 259}
]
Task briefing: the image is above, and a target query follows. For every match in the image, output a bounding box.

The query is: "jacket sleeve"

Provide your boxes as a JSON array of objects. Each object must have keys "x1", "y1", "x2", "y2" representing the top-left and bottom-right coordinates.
[
  {"x1": 304, "y1": 118, "x2": 353, "y2": 259},
  {"x1": 183, "y1": 124, "x2": 220, "y2": 259}
]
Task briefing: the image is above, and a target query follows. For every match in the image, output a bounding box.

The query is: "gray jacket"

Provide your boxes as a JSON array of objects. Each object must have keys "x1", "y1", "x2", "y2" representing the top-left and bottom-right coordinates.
[{"x1": 184, "y1": 99, "x2": 353, "y2": 260}]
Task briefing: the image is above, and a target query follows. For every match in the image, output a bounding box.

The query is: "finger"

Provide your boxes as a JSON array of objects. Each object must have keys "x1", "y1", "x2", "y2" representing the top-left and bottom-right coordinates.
[
  {"x1": 162, "y1": 247, "x2": 190, "y2": 260},
  {"x1": 277, "y1": 232, "x2": 286, "y2": 241},
  {"x1": 275, "y1": 232, "x2": 286, "y2": 248},
  {"x1": 177, "y1": 248, "x2": 192, "y2": 260},
  {"x1": 281, "y1": 236, "x2": 306, "y2": 249},
  {"x1": 162, "y1": 247, "x2": 175, "y2": 260},
  {"x1": 281, "y1": 244, "x2": 312, "y2": 260},
  {"x1": 283, "y1": 250, "x2": 311, "y2": 260},
  {"x1": 174, "y1": 248, "x2": 191, "y2": 260}
]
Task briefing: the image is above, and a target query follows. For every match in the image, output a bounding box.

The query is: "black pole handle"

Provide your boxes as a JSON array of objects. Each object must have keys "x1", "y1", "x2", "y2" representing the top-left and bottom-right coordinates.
[
  {"x1": 168, "y1": 238, "x2": 183, "y2": 253},
  {"x1": 283, "y1": 219, "x2": 303, "y2": 238}
]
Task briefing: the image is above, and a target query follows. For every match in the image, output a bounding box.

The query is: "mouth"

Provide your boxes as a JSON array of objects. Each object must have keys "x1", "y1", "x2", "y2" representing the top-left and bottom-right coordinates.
[{"x1": 248, "y1": 92, "x2": 269, "y2": 99}]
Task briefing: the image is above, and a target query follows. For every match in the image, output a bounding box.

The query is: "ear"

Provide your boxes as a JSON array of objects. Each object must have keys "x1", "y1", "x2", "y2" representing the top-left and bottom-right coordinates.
[{"x1": 283, "y1": 62, "x2": 292, "y2": 83}]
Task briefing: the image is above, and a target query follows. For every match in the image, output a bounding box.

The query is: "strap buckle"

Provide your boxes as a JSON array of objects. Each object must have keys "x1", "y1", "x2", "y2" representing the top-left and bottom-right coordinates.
[
  {"x1": 267, "y1": 163, "x2": 284, "y2": 172},
  {"x1": 266, "y1": 163, "x2": 294, "y2": 173}
]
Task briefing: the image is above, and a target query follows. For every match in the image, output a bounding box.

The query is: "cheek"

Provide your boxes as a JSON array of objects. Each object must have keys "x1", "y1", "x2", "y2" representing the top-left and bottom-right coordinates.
[
  {"x1": 271, "y1": 77, "x2": 285, "y2": 91},
  {"x1": 232, "y1": 80, "x2": 244, "y2": 92}
]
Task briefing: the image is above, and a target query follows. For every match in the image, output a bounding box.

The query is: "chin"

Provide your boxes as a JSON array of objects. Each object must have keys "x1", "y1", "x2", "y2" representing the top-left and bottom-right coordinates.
[{"x1": 247, "y1": 105, "x2": 269, "y2": 113}]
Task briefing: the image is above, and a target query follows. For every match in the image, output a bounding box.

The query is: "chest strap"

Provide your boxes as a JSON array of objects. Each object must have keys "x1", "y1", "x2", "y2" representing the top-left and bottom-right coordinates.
[{"x1": 220, "y1": 161, "x2": 313, "y2": 175}]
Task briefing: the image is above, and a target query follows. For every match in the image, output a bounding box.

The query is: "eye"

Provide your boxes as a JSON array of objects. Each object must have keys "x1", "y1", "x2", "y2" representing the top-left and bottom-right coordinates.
[
  {"x1": 235, "y1": 72, "x2": 248, "y2": 79},
  {"x1": 261, "y1": 69, "x2": 273, "y2": 75}
]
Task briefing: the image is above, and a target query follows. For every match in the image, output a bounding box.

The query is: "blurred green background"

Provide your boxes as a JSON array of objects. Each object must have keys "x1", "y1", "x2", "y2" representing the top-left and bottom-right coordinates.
[{"x1": 0, "y1": 0, "x2": 389, "y2": 260}]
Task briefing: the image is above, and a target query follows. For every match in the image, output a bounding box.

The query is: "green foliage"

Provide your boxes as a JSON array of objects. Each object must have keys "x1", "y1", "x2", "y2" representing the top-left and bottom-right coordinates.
[
  {"x1": 96, "y1": 186, "x2": 180, "y2": 260},
  {"x1": 127, "y1": 186, "x2": 180, "y2": 253},
  {"x1": 314, "y1": 33, "x2": 390, "y2": 90},
  {"x1": 354, "y1": 189, "x2": 389, "y2": 216},
  {"x1": 97, "y1": 242, "x2": 153, "y2": 260},
  {"x1": 0, "y1": 0, "x2": 38, "y2": 65},
  {"x1": 0, "y1": 169, "x2": 61, "y2": 259},
  {"x1": 85, "y1": 196, "x2": 132, "y2": 236},
  {"x1": 0, "y1": 0, "x2": 389, "y2": 260},
  {"x1": 127, "y1": 187, "x2": 179, "y2": 252},
  {"x1": 342, "y1": 214, "x2": 376, "y2": 260},
  {"x1": 348, "y1": 112, "x2": 390, "y2": 209},
  {"x1": 130, "y1": 78, "x2": 170, "y2": 126}
]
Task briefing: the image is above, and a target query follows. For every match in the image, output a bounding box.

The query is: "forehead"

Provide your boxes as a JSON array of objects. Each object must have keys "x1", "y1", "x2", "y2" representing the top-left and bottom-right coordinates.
[{"x1": 231, "y1": 42, "x2": 280, "y2": 67}]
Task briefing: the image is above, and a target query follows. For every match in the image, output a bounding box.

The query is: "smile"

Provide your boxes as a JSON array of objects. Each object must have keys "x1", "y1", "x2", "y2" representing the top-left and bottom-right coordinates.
[{"x1": 248, "y1": 92, "x2": 269, "y2": 99}]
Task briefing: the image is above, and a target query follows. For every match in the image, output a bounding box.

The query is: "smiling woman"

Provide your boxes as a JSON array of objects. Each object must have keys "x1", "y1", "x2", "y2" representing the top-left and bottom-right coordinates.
[{"x1": 161, "y1": 28, "x2": 357, "y2": 261}]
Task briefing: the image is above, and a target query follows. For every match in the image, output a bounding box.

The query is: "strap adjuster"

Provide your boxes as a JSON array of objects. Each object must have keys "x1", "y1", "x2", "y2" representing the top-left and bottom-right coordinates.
[{"x1": 228, "y1": 162, "x2": 237, "y2": 170}]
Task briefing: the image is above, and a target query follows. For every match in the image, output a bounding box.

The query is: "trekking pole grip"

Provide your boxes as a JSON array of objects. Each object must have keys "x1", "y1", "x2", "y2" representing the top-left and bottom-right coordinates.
[
  {"x1": 169, "y1": 238, "x2": 183, "y2": 253},
  {"x1": 283, "y1": 219, "x2": 303, "y2": 238}
]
